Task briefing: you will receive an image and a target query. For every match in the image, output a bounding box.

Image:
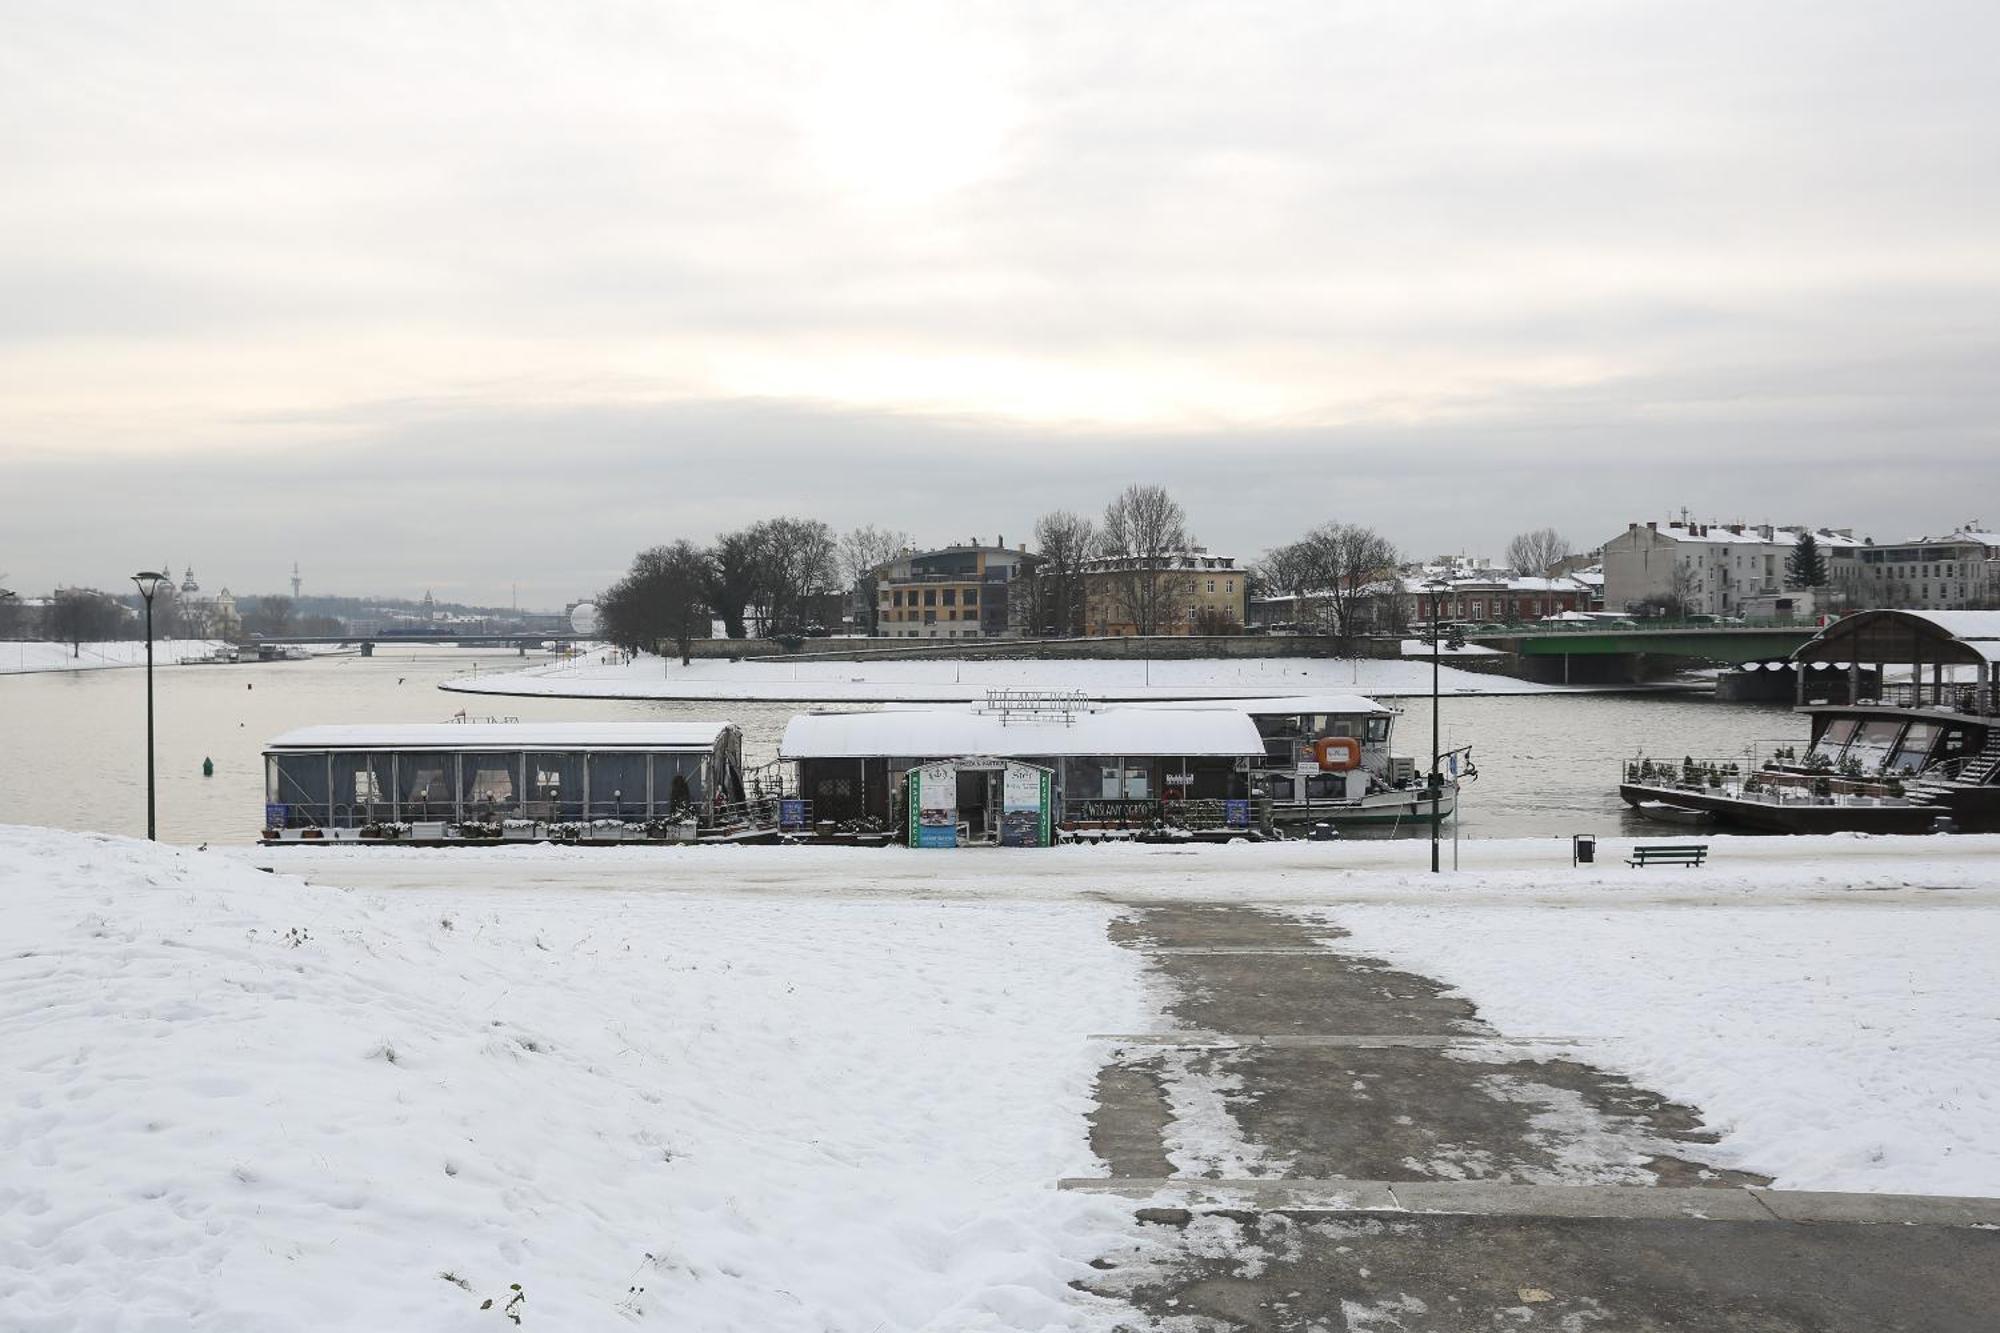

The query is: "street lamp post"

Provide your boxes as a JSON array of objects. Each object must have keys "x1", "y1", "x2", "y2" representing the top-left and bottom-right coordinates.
[
  {"x1": 1425, "y1": 579, "x2": 1448, "y2": 873},
  {"x1": 132, "y1": 572, "x2": 167, "y2": 840}
]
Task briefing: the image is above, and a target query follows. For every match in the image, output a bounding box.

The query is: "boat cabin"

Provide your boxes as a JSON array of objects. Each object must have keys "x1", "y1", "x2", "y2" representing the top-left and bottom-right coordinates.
[
  {"x1": 778, "y1": 703, "x2": 1265, "y2": 838},
  {"x1": 262, "y1": 722, "x2": 746, "y2": 841}
]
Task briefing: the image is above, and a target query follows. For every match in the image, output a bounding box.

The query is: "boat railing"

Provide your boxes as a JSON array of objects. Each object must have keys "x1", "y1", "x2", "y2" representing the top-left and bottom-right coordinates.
[
  {"x1": 1865, "y1": 682, "x2": 1999, "y2": 717},
  {"x1": 1158, "y1": 797, "x2": 1266, "y2": 830}
]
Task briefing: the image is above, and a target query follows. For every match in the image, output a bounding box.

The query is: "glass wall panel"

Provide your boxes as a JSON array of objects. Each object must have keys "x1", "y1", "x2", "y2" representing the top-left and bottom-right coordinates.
[
  {"x1": 587, "y1": 752, "x2": 648, "y2": 819},
  {"x1": 1887, "y1": 722, "x2": 1940, "y2": 775},
  {"x1": 528, "y1": 752, "x2": 584, "y2": 820},
  {"x1": 1845, "y1": 720, "x2": 1902, "y2": 773},
  {"x1": 653, "y1": 754, "x2": 703, "y2": 813},
  {"x1": 460, "y1": 752, "x2": 522, "y2": 820},
  {"x1": 330, "y1": 752, "x2": 394, "y2": 827},
  {"x1": 1120, "y1": 761, "x2": 1152, "y2": 799},
  {"x1": 399, "y1": 752, "x2": 457, "y2": 821},
  {"x1": 1809, "y1": 718, "x2": 1857, "y2": 763},
  {"x1": 270, "y1": 754, "x2": 330, "y2": 824}
]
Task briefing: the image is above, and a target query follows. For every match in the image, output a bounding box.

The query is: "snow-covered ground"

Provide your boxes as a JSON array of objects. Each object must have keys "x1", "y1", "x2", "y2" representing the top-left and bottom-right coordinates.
[
  {"x1": 1312, "y1": 898, "x2": 2000, "y2": 1196},
  {"x1": 442, "y1": 652, "x2": 1559, "y2": 702},
  {"x1": 0, "y1": 639, "x2": 231, "y2": 675},
  {"x1": 8, "y1": 827, "x2": 1998, "y2": 1329},
  {"x1": 0, "y1": 827, "x2": 1153, "y2": 1331}
]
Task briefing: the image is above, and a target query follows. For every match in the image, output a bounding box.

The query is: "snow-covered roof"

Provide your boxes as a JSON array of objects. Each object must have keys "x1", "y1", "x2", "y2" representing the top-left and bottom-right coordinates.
[
  {"x1": 779, "y1": 708, "x2": 1264, "y2": 760},
  {"x1": 266, "y1": 722, "x2": 734, "y2": 752},
  {"x1": 1794, "y1": 610, "x2": 2000, "y2": 667},
  {"x1": 1643, "y1": 523, "x2": 1870, "y2": 549},
  {"x1": 1124, "y1": 693, "x2": 1394, "y2": 717}
]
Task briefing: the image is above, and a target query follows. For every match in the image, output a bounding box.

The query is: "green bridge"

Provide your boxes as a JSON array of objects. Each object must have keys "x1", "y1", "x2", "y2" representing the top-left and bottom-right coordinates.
[{"x1": 1465, "y1": 624, "x2": 1818, "y2": 662}]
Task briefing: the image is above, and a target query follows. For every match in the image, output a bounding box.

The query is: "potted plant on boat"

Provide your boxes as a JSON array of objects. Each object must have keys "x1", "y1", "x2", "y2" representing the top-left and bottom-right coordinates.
[
  {"x1": 358, "y1": 821, "x2": 407, "y2": 841},
  {"x1": 455, "y1": 819, "x2": 503, "y2": 841}
]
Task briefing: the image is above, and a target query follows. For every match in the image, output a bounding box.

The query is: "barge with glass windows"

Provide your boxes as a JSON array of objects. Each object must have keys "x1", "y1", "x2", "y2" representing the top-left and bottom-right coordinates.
[
  {"x1": 1618, "y1": 610, "x2": 2000, "y2": 834},
  {"x1": 260, "y1": 721, "x2": 772, "y2": 844}
]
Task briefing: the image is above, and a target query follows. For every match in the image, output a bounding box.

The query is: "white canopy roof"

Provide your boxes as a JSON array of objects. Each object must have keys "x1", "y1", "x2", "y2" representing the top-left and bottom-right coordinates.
[
  {"x1": 266, "y1": 722, "x2": 734, "y2": 752},
  {"x1": 780, "y1": 708, "x2": 1264, "y2": 760}
]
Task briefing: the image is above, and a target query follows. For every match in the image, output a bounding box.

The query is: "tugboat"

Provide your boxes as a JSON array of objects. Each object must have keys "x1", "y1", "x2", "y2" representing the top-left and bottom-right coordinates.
[{"x1": 1619, "y1": 610, "x2": 2000, "y2": 833}]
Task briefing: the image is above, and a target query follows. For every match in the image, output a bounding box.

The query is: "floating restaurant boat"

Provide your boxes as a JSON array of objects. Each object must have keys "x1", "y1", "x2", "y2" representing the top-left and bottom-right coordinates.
[
  {"x1": 1141, "y1": 695, "x2": 1469, "y2": 829},
  {"x1": 1619, "y1": 609, "x2": 2000, "y2": 834},
  {"x1": 777, "y1": 690, "x2": 1464, "y2": 845},
  {"x1": 260, "y1": 721, "x2": 769, "y2": 844}
]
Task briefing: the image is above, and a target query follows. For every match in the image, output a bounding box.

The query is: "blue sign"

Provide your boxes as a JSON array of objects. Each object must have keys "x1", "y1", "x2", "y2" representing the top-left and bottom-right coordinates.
[
  {"x1": 1224, "y1": 799, "x2": 1251, "y2": 829},
  {"x1": 779, "y1": 799, "x2": 808, "y2": 831},
  {"x1": 915, "y1": 823, "x2": 958, "y2": 848},
  {"x1": 264, "y1": 803, "x2": 288, "y2": 829}
]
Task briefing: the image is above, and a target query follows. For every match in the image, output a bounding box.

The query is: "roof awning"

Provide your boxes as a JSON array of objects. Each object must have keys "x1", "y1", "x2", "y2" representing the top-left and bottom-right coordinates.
[{"x1": 1790, "y1": 610, "x2": 2000, "y2": 668}]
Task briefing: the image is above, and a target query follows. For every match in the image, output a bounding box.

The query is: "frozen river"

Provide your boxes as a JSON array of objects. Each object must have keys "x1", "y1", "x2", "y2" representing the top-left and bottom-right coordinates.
[{"x1": 0, "y1": 645, "x2": 1807, "y2": 844}]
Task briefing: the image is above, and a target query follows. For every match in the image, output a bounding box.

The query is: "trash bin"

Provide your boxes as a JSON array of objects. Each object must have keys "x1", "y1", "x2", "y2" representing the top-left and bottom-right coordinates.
[
  {"x1": 1573, "y1": 833, "x2": 1597, "y2": 865},
  {"x1": 1308, "y1": 822, "x2": 1339, "y2": 842}
]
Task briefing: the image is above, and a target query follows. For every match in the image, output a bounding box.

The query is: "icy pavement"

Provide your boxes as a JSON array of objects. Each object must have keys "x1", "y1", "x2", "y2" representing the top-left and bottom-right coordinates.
[{"x1": 1075, "y1": 904, "x2": 2000, "y2": 1331}]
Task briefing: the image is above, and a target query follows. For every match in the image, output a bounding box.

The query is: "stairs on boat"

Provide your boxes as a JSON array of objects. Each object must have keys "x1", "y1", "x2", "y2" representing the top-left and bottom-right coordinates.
[{"x1": 1905, "y1": 734, "x2": 2000, "y2": 805}]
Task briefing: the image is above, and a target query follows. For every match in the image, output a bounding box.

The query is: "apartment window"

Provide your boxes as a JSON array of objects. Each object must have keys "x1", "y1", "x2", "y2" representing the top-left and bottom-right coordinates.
[
  {"x1": 942, "y1": 588, "x2": 956, "y2": 606},
  {"x1": 892, "y1": 590, "x2": 903, "y2": 607},
  {"x1": 1226, "y1": 580, "x2": 1234, "y2": 593},
  {"x1": 924, "y1": 590, "x2": 936, "y2": 607},
  {"x1": 1206, "y1": 580, "x2": 1216, "y2": 593},
  {"x1": 964, "y1": 589, "x2": 977, "y2": 606}
]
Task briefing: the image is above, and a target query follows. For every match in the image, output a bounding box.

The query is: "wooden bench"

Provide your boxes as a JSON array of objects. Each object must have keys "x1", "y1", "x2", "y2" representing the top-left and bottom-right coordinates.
[{"x1": 1628, "y1": 843, "x2": 1709, "y2": 868}]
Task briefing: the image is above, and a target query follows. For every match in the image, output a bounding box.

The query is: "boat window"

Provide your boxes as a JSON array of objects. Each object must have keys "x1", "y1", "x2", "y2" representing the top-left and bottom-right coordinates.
[
  {"x1": 330, "y1": 752, "x2": 393, "y2": 826},
  {"x1": 1887, "y1": 722, "x2": 1940, "y2": 775},
  {"x1": 1121, "y1": 762, "x2": 1152, "y2": 800},
  {"x1": 653, "y1": 754, "x2": 706, "y2": 809},
  {"x1": 588, "y1": 752, "x2": 648, "y2": 817},
  {"x1": 1809, "y1": 717, "x2": 1858, "y2": 763},
  {"x1": 1304, "y1": 774, "x2": 1346, "y2": 799},
  {"x1": 460, "y1": 753, "x2": 521, "y2": 817},
  {"x1": 1366, "y1": 717, "x2": 1391, "y2": 743},
  {"x1": 1060, "y1": 756, "x2": 1101, "y2": 800},
  {"x1": 1844, "y1": 720, "x2": 1902, "y2": 774},
  {"x1": 269, "y1": 754, "x2": 329, "y2": 819},
  {"x1": 530, "y1": 752, "x2": 584, "y2": 819},
  {"x1": 398, "y1": 753, "x2": 456, "y2": 818}
]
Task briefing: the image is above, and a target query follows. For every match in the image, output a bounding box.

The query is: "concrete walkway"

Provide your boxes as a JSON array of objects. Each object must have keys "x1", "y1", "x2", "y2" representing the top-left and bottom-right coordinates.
[{"x1": 1075, "y1": 905, "x2": 2000, "y2": 1332}]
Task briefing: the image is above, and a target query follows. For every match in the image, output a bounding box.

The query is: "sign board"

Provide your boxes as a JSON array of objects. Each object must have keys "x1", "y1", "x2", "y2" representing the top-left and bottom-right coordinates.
[
  {"x1": 778, "y1": 798, "x2": 808, "y2": 831},
  {"x1": 264, "y1": 802, "x2": 288, "y2": 829},
  {"x1": 910, "y1": 762, "x2": 959, "y2": 848},
  {"x1": 1073, "y1": 798, "x2": 1159, "y2": 823},
  {"x1": 1165, "y1": 772, "x2": 1195, "y2": 785},
  {"x1": 1224, "y1": 799, "x2": 1251, "y2": 829},
  {"x1": 1000, "y1": 762, "x2": 1052, "y2": 847}
]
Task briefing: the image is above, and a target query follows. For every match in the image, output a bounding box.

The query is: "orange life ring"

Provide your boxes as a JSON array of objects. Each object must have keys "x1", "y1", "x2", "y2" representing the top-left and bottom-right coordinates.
[{"x1": 1314, "y1": 736, "x2": 1362, "y2": 771}]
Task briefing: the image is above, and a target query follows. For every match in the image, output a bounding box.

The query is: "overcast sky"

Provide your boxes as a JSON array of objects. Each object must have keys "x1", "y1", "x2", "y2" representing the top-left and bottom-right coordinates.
[{"x1": 4, "y1": 1, "x2": 1997, "y2": 607}]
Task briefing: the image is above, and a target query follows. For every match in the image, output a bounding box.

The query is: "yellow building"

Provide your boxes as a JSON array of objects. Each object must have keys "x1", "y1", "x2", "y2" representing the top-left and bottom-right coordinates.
[
  {"x1": 1080, "y1": 551, "x2": 1245, "y2": 636},
  {"x1": 875, "y1": 543, "x2": 1039, "y2": 639}
]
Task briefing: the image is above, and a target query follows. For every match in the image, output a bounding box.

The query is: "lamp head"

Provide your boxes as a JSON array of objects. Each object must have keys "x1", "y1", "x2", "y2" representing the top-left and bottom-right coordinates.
[{"x1": 131, "y1": 570, "x2": 168, "y2": 599}]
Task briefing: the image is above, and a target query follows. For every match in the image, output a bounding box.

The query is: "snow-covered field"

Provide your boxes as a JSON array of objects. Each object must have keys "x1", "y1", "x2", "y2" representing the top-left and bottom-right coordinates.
[
  {"x1": 8, "y1": 826, "x2": 1999, "y2": 1329},
  {"x1": 0, "y1": 640, "x2": 231, "y2": 675},
  {"x1": 1314, "y1": 899, "x2": 2000, "y2": 1196},
  {"x1": 0, "y1": 827, "x2": 1152, "y2": 1331},
  {"x1": 442, "y1": 652, "x2": 1558, "y2": 702}
]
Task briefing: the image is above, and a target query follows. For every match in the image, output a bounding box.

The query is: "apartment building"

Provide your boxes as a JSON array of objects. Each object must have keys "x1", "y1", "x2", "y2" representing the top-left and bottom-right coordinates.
[
  {"x1": 873, "y1": 542, "x2": 1040, "y2": 639},
  {"x1": 1080, "y1": 551, "x2": 1246, "y2": 636},
  {"x1": 1601, "y1": 519, "x2": 1869, "y2": 616}
]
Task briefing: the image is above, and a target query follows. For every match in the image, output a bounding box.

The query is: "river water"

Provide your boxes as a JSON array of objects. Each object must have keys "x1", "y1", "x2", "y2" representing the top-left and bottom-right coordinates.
[{"x1": 0, "y1": 646, "x2": 1807, "y2": 845}]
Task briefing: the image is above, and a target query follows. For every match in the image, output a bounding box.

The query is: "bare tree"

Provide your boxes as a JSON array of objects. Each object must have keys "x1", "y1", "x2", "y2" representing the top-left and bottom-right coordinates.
[
  {"x1": 839, "y1": 525, "x2": 911, "y2": 636},
  {"x1": 1506, "y1": 528, "x2": 1572, "y2": 577},
  {"x1": 747, "y1": 517, "x2": 838, "y2": 636},
  {"x1": 240, "y1": 595, "x2": 295, "y2": 639},
  {"x1": 1032, "y1": 510, "x2": 1096, "y2": 636},
  {"x1": 1291, "y1": 523, "x2": 1401, "y2": 642},
  {"x1": 46, "y1": 588, "x2": 126, "y2": 657},
  {"x1": 1253, "y1": 542, "x2": 1317, "y2": 597},
  {"x1": 599, "y1": 541, "x2": 712, "y2": 664},
  {"x1": 1097, "y1": 485, "x2": 1190, "y2": 635},
  {"x1": 703, "y1": 529, "x2": 760, "y2": 639}
]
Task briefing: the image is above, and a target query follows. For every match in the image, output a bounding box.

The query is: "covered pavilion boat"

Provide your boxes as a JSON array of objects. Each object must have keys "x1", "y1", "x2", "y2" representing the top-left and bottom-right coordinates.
[
  {"x1": 1619, "y1": 609, "x2": 2000, "y2": 833},
  {"x1": 261, "y1": 721, "x2": 764, "y2": 844},
  {"x1": 778, "y1": 693, "x2": 1266, "y2": 844},
  {"x1": 1133, "y1": 694, "x2": 1467, "y2": 829}
]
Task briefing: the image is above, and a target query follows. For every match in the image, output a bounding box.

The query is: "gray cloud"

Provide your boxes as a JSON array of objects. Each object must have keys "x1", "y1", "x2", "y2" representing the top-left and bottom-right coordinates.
[{"x1": 2, "y1": 1, "x2": 1997, "y2": 602}]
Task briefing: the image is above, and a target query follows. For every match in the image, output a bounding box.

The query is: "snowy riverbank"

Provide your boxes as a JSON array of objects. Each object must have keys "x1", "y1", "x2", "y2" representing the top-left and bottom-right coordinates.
[
  {"x1": 0, "y1": 639, "x2": 231, "y2": 675},
  {"x1": 8, "y1": 826, "x2": 1998, "y2": 1328},
  {"x1": 0, "y1": 826, "x2": 1153, "y2": 1331},
  {"x1": 441, "y1": 651, "x2": 1562, "y2": 702}
]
